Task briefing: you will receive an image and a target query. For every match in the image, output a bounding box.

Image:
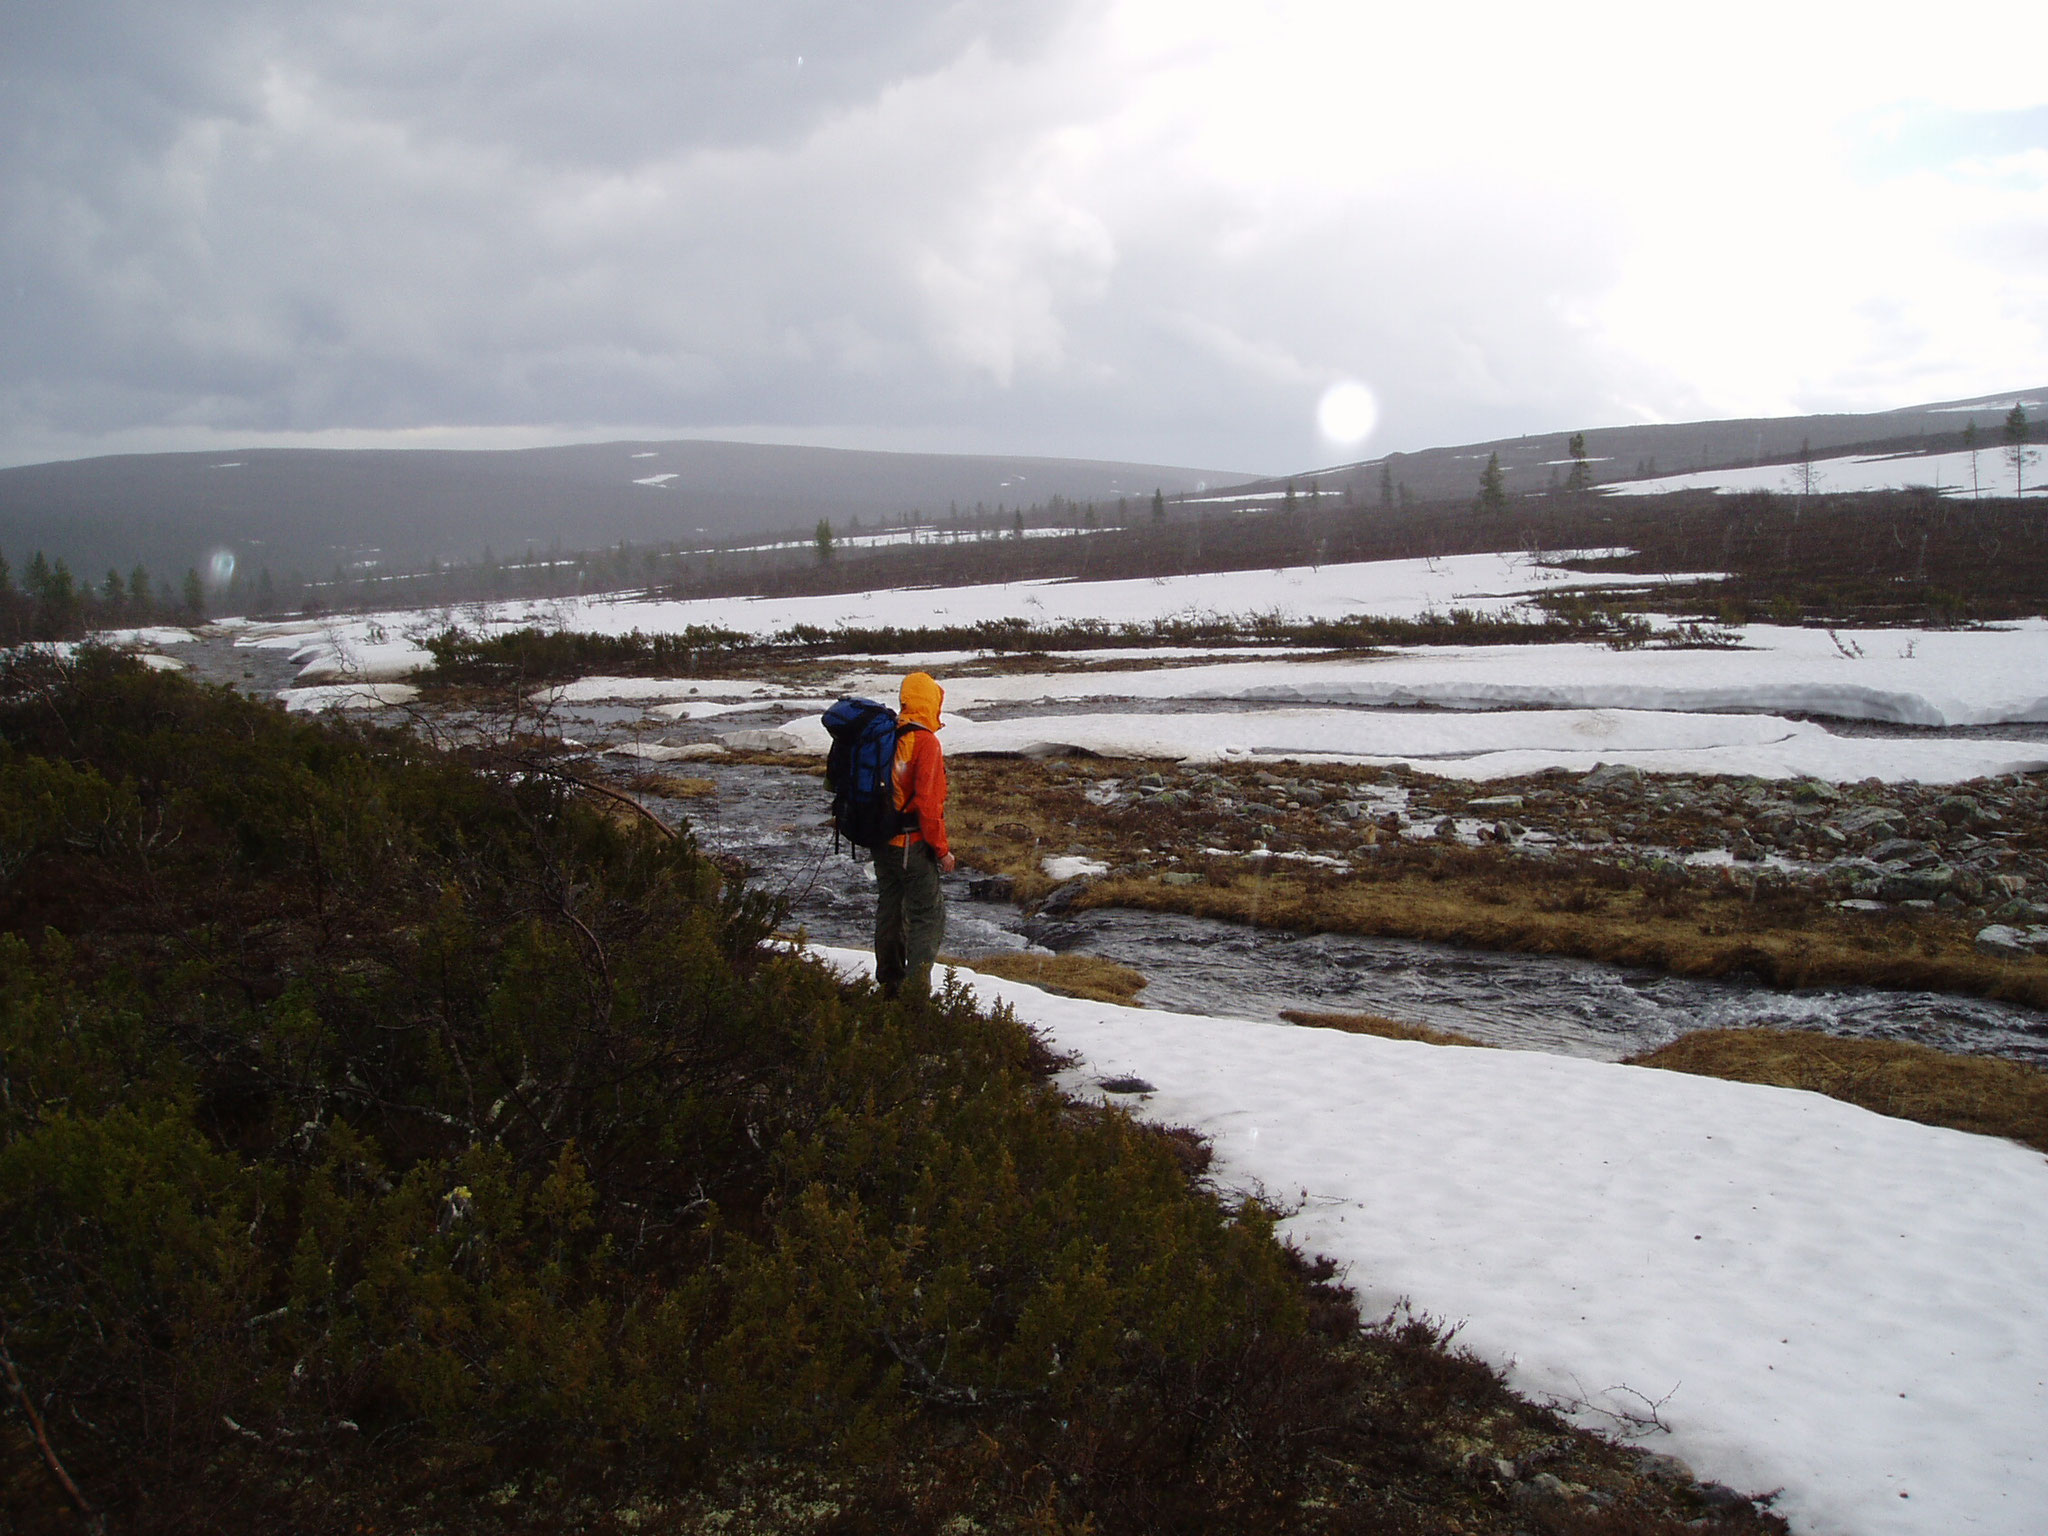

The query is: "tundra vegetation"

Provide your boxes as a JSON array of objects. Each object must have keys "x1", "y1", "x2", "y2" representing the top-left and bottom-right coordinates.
[{"x1": 0, "y1": 653, "x2": 1793, "y2": 1533}]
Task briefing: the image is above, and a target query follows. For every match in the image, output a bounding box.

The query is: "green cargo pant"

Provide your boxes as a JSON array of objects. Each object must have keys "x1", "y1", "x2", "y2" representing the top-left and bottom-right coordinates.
[{"x1": 874, "y1": 839, "x2": 946, "y2": 995}]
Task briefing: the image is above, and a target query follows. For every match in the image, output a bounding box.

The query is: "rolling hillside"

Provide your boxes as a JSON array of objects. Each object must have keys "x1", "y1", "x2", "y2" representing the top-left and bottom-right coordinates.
[{"x1": 0, "y1": 439, "x2": 1243, "y2": 583}]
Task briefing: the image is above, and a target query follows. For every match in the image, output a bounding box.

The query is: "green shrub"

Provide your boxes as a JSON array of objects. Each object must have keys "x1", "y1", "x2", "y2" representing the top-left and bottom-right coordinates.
[{"x1": 0, "y1": 657, "x2": 1312, "y2": 1530}]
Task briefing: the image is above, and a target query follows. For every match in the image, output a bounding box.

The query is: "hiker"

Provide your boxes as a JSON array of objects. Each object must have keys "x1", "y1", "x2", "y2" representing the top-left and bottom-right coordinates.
[{"x1": 874, "y1": 671, "x2": 955, "y2": 997}]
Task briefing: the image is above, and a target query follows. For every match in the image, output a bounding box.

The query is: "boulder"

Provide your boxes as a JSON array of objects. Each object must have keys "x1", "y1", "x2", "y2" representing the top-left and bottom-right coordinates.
[
  {"x1": 1634, "y1": 1451, "x2": 1695, "y2": 1486},
  {"x1": 1975, "y1": 924, "x2": 2048, "y2": 959},
  {"x1": 1580, "y1": 762, "x2": 1641, "y2": 791},
  {"x1": 1880, "y1": 866, "x2": 1956, "y2": 903},
  {"x1": 1838, "y1": 805, "x2": 1904, "y2": 836}
]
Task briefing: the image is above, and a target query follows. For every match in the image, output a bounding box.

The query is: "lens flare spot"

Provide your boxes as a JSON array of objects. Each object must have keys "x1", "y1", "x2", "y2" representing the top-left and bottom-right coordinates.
[
  {"x1": 208, "y1": 549, "x2": 237, "y2": 585},
  {"x1": 1316, "y1": 380, "x2": 1379, "y2": 446}
]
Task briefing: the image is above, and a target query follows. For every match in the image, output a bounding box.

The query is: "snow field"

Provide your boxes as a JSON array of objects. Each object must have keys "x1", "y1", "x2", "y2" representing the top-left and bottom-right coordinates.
[
  {"x1": 1610, "y1": 446, "x2": 2040, "y2": 499},
  {"x1": 232, "y1": 550, "x2": 1716, "y2": 685},
  {"x1": 232, "y1": 553, "x2": 2048, "y2": 784},
  {"x1": 761, "y1": 703, "x2": 2048, "y2": 785},
  {"x1": 805, "y1": 947, "x2": 2048, "y2": 1536}
]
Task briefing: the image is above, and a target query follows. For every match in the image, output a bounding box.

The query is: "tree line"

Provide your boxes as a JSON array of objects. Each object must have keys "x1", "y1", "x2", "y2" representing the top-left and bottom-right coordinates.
[{"x1": 0, "y1": 549, "x2": 205, "y2": 642}]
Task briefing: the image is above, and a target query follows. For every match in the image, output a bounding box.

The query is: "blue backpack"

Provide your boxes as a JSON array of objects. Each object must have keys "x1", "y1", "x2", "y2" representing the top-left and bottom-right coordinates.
[{"x1": 821, "y1": 697, "x2": 924, "y2": 856}]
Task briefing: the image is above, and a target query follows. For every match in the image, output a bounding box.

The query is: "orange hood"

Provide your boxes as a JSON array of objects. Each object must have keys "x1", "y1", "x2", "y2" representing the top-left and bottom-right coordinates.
[{"x1": 899, "y1": 671, "x2": 944, "y2": 732}]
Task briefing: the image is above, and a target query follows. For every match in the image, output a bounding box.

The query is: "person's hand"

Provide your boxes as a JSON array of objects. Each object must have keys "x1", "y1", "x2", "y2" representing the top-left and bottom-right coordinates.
[{"x1": 939, "y1": 852, "x2": 957, "y2": 873}]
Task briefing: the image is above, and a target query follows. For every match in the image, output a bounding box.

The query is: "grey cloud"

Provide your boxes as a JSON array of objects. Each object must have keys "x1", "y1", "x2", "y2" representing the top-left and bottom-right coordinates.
[{"x1": 11, "y1": 1, "x2": 2001, "y2": 475}]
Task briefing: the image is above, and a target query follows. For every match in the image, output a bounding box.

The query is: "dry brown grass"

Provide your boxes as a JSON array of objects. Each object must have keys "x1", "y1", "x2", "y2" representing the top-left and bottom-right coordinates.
[
  {"x1": 1082, "y1": 868, "x2": 2048, "y2": 1006},
  {"x1": 1278, "y1": 1009, "x2": 1488, "y2": 1047},
  {"x1": 939, "y1": 756, "x2": 2048, "y2": 1010},
  {"x1": 620, "y1": 770, "x2": 718, "y2": 799},
  {"x1": 1628, "y1": 1028, "x2": 2048, "y2": 1152},
  {"x1": 948, "y1": 951, "x2": 1150, "y2": 1006}
]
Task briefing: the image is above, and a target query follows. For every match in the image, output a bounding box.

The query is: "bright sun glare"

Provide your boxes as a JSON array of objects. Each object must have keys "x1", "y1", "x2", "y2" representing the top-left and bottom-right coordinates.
[{"x1": 1315, "y1": 380, "x2": 1378, "y2": 447}]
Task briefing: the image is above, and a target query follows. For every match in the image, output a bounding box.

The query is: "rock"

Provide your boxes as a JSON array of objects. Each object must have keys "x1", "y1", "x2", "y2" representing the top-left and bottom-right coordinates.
[
  {"x1": 1635, "y1": 1451, "x2": 1695, "y2": 1486},
  {"x1": 1880, "y1": 866, "x2": 1956, "y2": 903},
  {"x1": 1937, "y1": 794, "x2": 2000, "y2": 828},
  {"x1": 1037, "y1": 879, "x2": 1092, "y2": 916},
  {"x1": 1976, "y1": 924, "x2": 2048, "y2": 958},
  {"x1": 1512, "y1": 1473, "x2": 1573, "y2": 1508},
  {"x1": 1580, "y1": 762, "x2": 1642, "y2": 791},
  {"x1": 1838, "y1": 805, "x2": 1904, "y2": 837}
]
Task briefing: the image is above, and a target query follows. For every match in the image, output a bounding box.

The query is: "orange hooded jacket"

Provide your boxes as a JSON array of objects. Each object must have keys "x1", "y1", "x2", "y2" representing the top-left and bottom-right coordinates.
[{"x1": 889, "y1": 671, "x2": 950, "y2": 858}]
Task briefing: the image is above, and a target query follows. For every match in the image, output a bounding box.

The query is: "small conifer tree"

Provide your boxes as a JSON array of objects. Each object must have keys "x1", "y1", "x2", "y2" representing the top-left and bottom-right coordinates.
[
  {"x1": 1565, "y1": 432, "x2": 1592, "y2": 492},
  {"x1": 1476, "y1": 452, "x2": 1507, "y2": 515},
  {"x1": 2005, "y1": 404, "x2": 2032, "y2": 496}
]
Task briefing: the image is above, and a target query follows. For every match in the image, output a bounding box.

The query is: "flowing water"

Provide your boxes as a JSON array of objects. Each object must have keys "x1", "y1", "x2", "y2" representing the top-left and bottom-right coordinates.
[{"x1": 670, "y1": 760, "x2": 2048, "y2": 1067}]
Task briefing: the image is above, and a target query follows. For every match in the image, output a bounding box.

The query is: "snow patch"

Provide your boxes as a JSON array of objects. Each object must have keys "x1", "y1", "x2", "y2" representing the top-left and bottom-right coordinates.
[{"x1": 805, "y1": 946, "x2": 2048, "y2": 1536}]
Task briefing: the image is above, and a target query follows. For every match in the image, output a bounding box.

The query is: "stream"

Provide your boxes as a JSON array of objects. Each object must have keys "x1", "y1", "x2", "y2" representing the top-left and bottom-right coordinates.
[{"x1": 667, "y1": 758, "x2": 2048, "y2": 1067}]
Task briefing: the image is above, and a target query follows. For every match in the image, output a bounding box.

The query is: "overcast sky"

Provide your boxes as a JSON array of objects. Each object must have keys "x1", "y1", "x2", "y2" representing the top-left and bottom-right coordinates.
[{"x1": 5, "y1": 0, "x2": 2045, "y2": 474}]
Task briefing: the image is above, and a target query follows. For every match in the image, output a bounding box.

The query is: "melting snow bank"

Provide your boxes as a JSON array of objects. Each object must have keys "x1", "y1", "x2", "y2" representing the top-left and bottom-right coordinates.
[
  {"x1": 765, "y1": 706, "x2": 2046, "y2": 785},
  {"x1": 804, "y1": 946, "x2": 2048, "y2": 1536},
  {"x1": 847, "y1": 621, "x2": 2048, "y2": 729},
  {"x1": 279, "y1": 682, "x2": 421, "y2": 712}
]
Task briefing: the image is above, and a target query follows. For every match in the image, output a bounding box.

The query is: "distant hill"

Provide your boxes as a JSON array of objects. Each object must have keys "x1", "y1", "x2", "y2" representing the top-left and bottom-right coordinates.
[
  {"x1": 1224, "y1": 387, "x2": 2048, "y2": 508},
  {"x1": 0, "y1": 439, "x2": 1245, "y2": 583}
]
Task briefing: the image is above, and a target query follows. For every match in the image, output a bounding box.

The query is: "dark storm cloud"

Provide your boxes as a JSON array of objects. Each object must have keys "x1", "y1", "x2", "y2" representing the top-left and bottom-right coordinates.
[{"x1": 1, "y1": 1, "x2": 1101, "y2": 446}]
